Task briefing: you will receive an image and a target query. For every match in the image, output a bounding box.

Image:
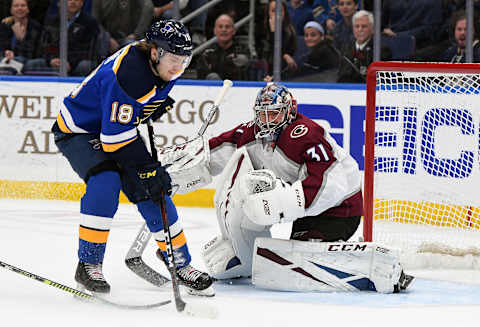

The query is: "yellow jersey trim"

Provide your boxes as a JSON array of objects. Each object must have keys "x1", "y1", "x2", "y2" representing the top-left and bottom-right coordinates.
[
  {"x1": 101, "y1": 136, "x2": 137, "y2": 152},
  {"x1": 56, "y1": 113, "x2": 73, "y2": 133},
  {"x1": 113, "y1": 45, "x2": 132, "y2": 74},
  {"x1": 137, "y1": 86, "x2": 157, "y2": 104}
]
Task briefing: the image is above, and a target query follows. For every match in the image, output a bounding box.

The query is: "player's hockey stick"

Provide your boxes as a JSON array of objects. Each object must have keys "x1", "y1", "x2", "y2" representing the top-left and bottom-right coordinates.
[
  {"x1": 125, "y1": 80, "x2": 233, "y2": 288},
  {"x1": 156, "y1": 193, "x2": 187, "y2": 313},
  {"x1": 123, "y1": 117, "x2": 171, "y2": 288},
  {"x1": 0, "y1": 260, "x2": 171, "y2": 310},
  {"x1": 154, "y1": 194, "x2": 218, "y2": 318}
]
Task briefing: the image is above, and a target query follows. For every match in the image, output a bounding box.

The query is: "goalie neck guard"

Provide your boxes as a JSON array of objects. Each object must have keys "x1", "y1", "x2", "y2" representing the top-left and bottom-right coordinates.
[{"x1": 253, "y1": 83, "x2": 298, "y2": 139}]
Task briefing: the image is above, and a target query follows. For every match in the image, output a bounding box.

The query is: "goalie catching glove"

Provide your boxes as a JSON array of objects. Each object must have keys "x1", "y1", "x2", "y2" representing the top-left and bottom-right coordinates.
[
  {"x1": 157, "y1": 136, "x2": 212, "y2": 194},
  {"x1": 239, "y1": 169, "x2": 305, "y2": 225}
]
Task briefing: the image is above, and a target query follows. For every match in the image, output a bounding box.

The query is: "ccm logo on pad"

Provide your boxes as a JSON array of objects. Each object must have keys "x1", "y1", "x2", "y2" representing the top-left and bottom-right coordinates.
[{"x1": 328, "y1": 244, "x2": 367, "y2": 251}]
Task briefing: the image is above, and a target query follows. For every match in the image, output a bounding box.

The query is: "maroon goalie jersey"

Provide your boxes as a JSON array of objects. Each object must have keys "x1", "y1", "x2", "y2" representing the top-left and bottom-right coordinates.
[{"x1": 208, "y1": 113, "x2": 363, "y2": 218}]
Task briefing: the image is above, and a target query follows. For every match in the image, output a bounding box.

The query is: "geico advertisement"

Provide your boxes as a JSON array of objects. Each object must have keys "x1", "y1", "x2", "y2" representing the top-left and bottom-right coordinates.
[
  {"x1": 374, "y1": 91, "x2": 480, "y2": 205},
  {"x1": 0, "y1": 80, "x2": 366, "y2": 182}
]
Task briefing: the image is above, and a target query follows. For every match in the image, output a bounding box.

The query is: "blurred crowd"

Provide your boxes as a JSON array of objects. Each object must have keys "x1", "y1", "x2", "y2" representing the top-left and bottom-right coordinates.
[{"x1": 1, "y1": 0, "x2": 479, "y2": 83}]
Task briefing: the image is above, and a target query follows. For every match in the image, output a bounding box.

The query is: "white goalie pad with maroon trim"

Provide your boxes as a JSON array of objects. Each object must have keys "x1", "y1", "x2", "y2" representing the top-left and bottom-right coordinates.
[
  {"x1": 209, "y1": 147, "x2": 271, "y2": 278},
  {"x1": 252, "y1": 237, "x2": 404, "y2": 293}
]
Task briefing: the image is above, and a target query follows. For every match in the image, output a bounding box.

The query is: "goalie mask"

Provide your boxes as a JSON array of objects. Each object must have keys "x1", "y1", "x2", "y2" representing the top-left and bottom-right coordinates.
[
  {"x1": 253, "y1": 83, "x2": 297, "y2": 139},
  {"x1": 145, "y1": 19, "x2": 193, "y2": 79}
]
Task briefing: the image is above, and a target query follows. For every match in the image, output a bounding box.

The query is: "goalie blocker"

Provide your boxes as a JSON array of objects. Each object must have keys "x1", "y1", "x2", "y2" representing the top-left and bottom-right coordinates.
[{"x1": 252, "y1": 237, "x2": 414, "y2": 293}]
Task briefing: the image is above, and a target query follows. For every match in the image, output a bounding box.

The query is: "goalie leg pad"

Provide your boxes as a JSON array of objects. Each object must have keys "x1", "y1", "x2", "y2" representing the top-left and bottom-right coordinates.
[
  {"x1": 252, "y1": 238, "x2": 405, "y2": 293},
  {"x1": 202, "y1": 235, "x2": 248, "y2": 279},
  {"x1": 205, "y1": 148, "x2": 271, "y2": 279},
  {"x1": 208, "y1": 193, "x2": 270, "y2": 279}
]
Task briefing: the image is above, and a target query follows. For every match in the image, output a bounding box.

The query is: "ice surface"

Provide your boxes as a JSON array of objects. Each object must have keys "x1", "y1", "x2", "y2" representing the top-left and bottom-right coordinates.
[{"x1": 0, "y1": 199, "x2": 479, "y2": 327}]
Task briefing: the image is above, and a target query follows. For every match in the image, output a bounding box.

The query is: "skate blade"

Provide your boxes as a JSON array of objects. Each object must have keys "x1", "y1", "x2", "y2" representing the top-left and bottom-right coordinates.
[
  {"x1": 74, "y1": 283, "x2": 110, "y2": 301},
  {"x1": 73, "y1": 283, "x2": 92, "y2": 302},
  {"x1": 184, "y1": 285, "x2": 215, "y2": 297}
]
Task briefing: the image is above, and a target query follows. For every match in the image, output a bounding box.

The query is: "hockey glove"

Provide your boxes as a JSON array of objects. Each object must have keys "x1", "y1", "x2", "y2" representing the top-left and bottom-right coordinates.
[
  {"x1": 137, "y1": 162, "x2": 172, "y2": 201},
  {"x1": 143, "y1": 96, "x2": 175, "y2": 123},
  {"x1": 239, "y1": 170, "x2": 305, "y2": 225}
]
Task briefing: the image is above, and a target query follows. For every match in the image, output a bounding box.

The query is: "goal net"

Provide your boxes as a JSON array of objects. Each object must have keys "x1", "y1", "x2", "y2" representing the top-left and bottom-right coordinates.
[{"x1": 364, "y1": 61, "x2": 480, "y2": 269}]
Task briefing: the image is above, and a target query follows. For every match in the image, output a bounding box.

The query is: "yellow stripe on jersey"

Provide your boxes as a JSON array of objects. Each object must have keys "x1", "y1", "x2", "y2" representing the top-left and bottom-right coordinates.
[
  {"x1": 113, "y1": 45, "x2": 132, "y2": 74},
  {"x1": 79, "y1": 225, "x2": 110, "y2": 244},
  {"x1": 144, "y1": 99, "x2": 164, "y2": 108},
  {"x1": 137, "y1": 86, "x2": 157, "y2": 104},
  {"x1": 101, "y1": 136, "x2": 137, "y2": 152},
  {"x1": 156, "y1": 231, "x2": 187, "y2": 251},
  {"x1": 56, "y1": 113, "x2": 73, "y2": 133}
]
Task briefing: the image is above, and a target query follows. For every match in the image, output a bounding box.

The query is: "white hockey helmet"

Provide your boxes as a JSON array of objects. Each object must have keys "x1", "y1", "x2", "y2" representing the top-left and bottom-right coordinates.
[{"x1": 253, "y1": 83, "x2": 297, "y2": 139}]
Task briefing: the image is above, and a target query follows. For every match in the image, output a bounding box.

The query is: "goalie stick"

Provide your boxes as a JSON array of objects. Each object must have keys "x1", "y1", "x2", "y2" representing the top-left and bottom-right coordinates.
[{"x1": 0, "y1": 259, "x2": 171, "y2": 310}]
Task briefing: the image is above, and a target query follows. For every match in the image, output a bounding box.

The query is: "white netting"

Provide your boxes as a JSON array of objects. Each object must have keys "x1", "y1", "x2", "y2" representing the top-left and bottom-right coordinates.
[{"x1": 370, "y1": 68, "x2": 480, "y2": 269}]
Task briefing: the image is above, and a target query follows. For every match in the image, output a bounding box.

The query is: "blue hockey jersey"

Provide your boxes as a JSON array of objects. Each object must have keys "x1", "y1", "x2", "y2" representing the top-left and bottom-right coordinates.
[{"x1": 56, "y1": 43, "x2": 175, "y2": 152}]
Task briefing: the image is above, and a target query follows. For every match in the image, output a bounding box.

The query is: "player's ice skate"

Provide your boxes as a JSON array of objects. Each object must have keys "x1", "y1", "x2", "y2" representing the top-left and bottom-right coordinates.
[
  {"x1": 156, "y1": 249, "x2": 215, "y2": 297},
  {"x1": 74, "y1": 261, "x2": 110, "y2": 294}
]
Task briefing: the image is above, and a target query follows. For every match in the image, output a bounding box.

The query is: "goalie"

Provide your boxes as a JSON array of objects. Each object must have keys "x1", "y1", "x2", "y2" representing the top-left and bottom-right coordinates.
[{"x1": 162, "y1": 83, "x2": 414, "y2": 293}]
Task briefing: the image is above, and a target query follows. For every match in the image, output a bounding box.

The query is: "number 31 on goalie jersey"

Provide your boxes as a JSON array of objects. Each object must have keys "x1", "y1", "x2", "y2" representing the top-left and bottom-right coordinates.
[{"x1": 307, "y1": 144, "x2": 330, "y2": 162}]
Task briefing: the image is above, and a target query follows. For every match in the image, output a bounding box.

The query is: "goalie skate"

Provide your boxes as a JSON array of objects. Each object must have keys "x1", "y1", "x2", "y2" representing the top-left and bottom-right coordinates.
[
  {"x1": 156, "y1": 249, "x2": 215, "y2": 297},
  {"x1": 75, "y1": 261, "x2": 110, "y2": 294}
]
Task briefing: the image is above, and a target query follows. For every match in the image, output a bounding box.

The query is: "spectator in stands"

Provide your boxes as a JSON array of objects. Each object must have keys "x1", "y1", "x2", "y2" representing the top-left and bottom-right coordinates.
[
  {"x1": 311, "y1": 0, "x2": 337, "y2": 36},
  {"x1": 46, "y1": 0, "x2": 92, "y2": 18},
  {"x1": 332, "y1": 0, "x2": 358, "y2": 50},
  {"x1": 34, "y1": 0, "x2": 99, "y2": 76},
  {"x1": 204, "y1": 0, "x2": 250, "y2": 40},
  {"x1": 261, "y1": 0, "x2": 297, "y2": 82},
  {"x1": 440, "y1": 10, "x2": 480, "y2": 63},
  {"x1": 289, "y1": 20, "x2": 339, "y2": 81},
  {"x1": 92, "y1": 0, "x2": 153, "y2": 54},
  {"x1": 337, "y1": 10, "x2": 390, "y2": 83},
  {"x1": 0, "y1": 0, "x2": 44, "y2": 74},
  {"x1": 381, "y1": 0, "x2": 443, "y2": 53},
  {"x1": 287, "y1": 0, "x2": 314, "y2": 36},
  {"x1": 196, "y1": 13, "x2": 250, "y2": 80},
  {"x1": 311, "y1": 0, "x2": 362, "y2": 37},
  {"x1": 1, "y1": 0, "x2": 50, "y2": 25}
]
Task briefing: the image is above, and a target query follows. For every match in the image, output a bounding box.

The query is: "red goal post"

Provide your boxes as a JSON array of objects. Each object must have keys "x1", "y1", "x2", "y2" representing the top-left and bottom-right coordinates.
[{"x1": 363, "y1": 61, "x2": 480, "y2": 268}]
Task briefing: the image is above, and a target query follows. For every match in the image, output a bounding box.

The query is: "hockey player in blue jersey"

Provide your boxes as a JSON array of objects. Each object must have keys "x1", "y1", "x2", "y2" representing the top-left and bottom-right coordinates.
[{"x1": 51, "y1": 19, "x2": 214, "y2": 296}]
